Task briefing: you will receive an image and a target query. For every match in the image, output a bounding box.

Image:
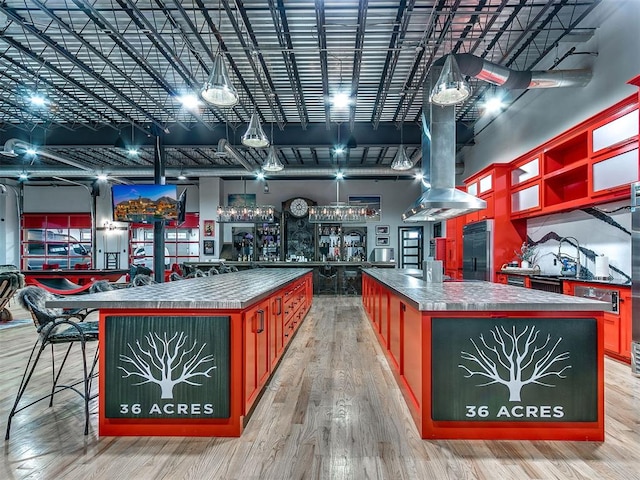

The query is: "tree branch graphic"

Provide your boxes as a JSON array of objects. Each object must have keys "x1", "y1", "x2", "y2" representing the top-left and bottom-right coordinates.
[
  {"x1": 458, "y1": 325, "x2": 570, "y2": 401},
  {"x1": 119, "y1": 332, "x2": 217, "y2": 399}
]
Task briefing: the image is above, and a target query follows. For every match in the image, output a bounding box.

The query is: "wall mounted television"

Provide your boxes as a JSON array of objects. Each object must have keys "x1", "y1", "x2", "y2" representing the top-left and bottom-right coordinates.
[{"x1": 112, "y1": 184, "x2": 179, "y2": 223}]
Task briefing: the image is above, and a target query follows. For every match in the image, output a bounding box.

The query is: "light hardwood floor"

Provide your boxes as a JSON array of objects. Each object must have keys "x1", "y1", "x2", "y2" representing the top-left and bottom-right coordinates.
[{"x1": 1, "y1": 296, "x2": 640, "y2": 480}]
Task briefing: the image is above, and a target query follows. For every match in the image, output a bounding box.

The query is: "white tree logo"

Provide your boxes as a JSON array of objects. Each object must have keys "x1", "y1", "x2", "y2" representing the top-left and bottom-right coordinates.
[
  {"x1": 458, "y1": 325, "x2": 571, "y2": 401},
  {"x1": 119, "y1": 331, "x2": 217, "y2": 399}
]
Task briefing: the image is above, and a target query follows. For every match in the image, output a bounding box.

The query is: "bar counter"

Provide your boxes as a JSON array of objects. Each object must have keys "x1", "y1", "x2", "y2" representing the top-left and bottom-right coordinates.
[
  {"x1": 47, "y1": 268, "x2": 313, "y2": 437},
  {"x1": 362, "y1": 268, "x2": 609, "y2": 442}
]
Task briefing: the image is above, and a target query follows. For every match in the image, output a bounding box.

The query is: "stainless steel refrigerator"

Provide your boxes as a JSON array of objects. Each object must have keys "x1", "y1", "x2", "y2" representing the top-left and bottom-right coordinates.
[
  {"x1": 631, "y1": 182, "x2": 640, "y2": 374},
  {"x1": 462, "y1": 220, "x2": 493, "y2": 282}
]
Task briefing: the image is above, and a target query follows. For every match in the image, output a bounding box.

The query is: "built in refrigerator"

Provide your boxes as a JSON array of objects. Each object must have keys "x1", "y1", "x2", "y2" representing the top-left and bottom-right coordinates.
[
  {"x1": 631, "y1": 181, "x2": 640, "y2": 374},
  {"x1": 462, "y1": 220, "x2": 494, "y2": 282}
]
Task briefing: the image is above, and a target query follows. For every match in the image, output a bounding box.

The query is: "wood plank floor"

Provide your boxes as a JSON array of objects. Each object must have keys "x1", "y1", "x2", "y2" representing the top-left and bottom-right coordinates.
[{"x1": 1, "y1": 296, "x2": 640, "y2": 480}]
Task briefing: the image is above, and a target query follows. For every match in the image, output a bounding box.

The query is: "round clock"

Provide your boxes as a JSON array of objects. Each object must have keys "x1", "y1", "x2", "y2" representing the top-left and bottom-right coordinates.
[{"x1": 290, "y1": 198, "x2": 309, "y2": 217}]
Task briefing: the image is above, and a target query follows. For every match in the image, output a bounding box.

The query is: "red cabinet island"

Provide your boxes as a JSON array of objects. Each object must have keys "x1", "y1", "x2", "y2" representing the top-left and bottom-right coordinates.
[
  {"x1": 362, "y1": 269, "x2": 609, "y2": 441},
  {"x1": 47, "y1": 268, "x2": 312, "y2": 437}
]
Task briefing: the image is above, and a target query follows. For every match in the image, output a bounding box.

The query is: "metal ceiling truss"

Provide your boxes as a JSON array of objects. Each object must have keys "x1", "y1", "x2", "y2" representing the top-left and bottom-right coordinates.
[{"x1": 0, "y1": 0, "x2": 603, "y2": 182}]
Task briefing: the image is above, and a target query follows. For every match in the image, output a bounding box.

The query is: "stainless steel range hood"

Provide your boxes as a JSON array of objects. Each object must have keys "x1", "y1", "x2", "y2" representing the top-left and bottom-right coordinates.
[{"x1": 402, "y1": 95, "x2": 485, "y2": 222}]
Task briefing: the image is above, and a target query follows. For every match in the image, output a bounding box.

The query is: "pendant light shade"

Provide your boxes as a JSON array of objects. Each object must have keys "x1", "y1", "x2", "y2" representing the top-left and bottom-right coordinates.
[
  {"x1": 242, "y1": 110, "x2": 270, "y2": 148},
  {"x1": 201, "y1": 53, "x2": 239, "y2": 107},
  {"x1": 262, "y1": 145, "x2": 284, "y2": 172},
  {"x1": 391, "y1": 145, "x2": 413, "y2": 170},
  {"x1": 429, "y1": 54, "x2": 472, "y2": 106}
]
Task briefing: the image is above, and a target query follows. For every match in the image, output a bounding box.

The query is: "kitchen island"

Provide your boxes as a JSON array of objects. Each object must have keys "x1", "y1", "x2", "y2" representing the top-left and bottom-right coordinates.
[
  {"x1": 47, "y1": 268, "x2": 313, "y2": 437},
  {"x1": 362, "y1": 268, "x2": 610, "y2": 441}
]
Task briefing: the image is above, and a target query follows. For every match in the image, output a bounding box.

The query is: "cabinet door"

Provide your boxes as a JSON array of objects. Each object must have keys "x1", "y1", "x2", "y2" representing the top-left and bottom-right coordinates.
[
  {"x1": 270, "y1": 295, "x2": 283, "y2": 367},
  {"x1": 389, "y1": 294, "x2": 402, "y2": 370},
  {"x1": 244, "y1": 306, "x2": 258, "y2": 411},
  {"x1": 603, "y1": 312, "x2": 621, "y2": 355},
  {"x1": 244, "y1": 301, "x2": 269, "y2": 411},
  {"x1": 380, "y1": 287, "x2": 390, "y2": 349},
  {"x1": 591, "y1": 145, "x2": 638, "y2": 196},
  {"x1": 619, "y1": 290, "x2": 632, "y2": 361},
  {"x1": 256, "y1": 305, "x2": 269, "y2": 389},
  {"x1": 401, "y1": 301, "x2": 422, "y2": 410}
]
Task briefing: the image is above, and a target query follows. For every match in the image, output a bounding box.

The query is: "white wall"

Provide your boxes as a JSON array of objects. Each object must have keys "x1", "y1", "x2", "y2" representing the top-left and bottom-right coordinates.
[
  {"x1": 219, "y1": 177, "x2": 422, "y2": 260},
  {"x1": 461, "y1": 0, "x2": 640, "y2": 179}
]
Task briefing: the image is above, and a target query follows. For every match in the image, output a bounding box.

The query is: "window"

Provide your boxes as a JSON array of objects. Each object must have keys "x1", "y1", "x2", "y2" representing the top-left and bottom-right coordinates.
[{"x1": 22, "y1": 214, "x2": 92, "y2": 270}]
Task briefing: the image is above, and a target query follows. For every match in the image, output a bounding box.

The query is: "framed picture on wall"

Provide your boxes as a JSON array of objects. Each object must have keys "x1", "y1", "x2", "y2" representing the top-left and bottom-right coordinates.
[
  {"x1": 376, "y1": 236, "x2": 390, "y2": 246},
  {"x1": 204, "y1": 220, "x2": 215, "y2": 237},
  {"x1": 203, "y1": 239, "x2": 215, "y2": 255},
  {"x1": 375, "y1": 225, "x2": 389, "y2": 235}
]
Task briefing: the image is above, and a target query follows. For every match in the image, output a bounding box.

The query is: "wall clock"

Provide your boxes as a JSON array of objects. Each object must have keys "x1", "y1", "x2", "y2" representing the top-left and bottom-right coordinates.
[{"x1": 290, "y1": 197, "x2": 309, "y2": 218}]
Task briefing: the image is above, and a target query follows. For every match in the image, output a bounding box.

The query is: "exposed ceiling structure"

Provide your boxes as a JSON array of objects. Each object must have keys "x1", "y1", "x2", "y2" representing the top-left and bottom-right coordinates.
[{"x1": 0, "y1": 0, "x2": 600, "y2": 183}]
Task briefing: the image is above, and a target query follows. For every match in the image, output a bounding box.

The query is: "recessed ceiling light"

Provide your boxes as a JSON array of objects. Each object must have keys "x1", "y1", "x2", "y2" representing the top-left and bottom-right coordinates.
[
  {"x1": 331, "y1": 92, "x2": 351, "y2": 109},
  {"x1": 484, "y1": 96, "x2": 505, "y2": 114},
  {"x1": 29, "y1": 94, "x2": 46, "y2": 106},
  {"x1": 178, "y1": 93, "x2": 200, "y2": 110}
]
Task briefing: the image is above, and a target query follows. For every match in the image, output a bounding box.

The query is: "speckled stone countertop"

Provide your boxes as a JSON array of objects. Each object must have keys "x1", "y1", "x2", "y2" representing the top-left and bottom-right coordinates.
[
  {"x1": 363, "y1": 268, "x2": 611, "y2": 312},
  {"x1": 46, "y1": 268, "x2": 312, "y2": 310}
]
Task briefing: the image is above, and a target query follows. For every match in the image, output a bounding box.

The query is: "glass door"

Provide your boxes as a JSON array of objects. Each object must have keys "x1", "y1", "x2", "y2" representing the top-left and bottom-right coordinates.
[{"x1": 398, "y1": 226, "x2": 423, "y2": 269}]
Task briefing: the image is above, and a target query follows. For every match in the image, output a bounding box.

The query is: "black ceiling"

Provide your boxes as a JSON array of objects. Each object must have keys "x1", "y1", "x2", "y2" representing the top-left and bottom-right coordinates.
[{"x1": 0, "y1": 0, "x2": 600, "y2": 182}]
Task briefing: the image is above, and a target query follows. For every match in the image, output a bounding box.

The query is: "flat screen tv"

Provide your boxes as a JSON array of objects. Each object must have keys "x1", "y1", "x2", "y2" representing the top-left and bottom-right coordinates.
[{"x1": 112, "y1": 184, "x2": 178, "y2": 223}]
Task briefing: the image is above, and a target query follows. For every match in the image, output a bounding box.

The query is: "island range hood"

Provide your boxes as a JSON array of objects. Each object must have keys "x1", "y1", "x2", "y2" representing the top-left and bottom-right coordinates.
[{"x1": 402, "y1": 98, "x2": 486, "y2": 222}]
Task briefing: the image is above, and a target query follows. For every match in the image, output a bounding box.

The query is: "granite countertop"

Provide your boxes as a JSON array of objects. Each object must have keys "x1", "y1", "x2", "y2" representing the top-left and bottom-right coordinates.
[
  {"x1": 364, "y1": 268, "x2": 611, "y2": 312},
  {"x1": 497, "y1": 269, "x2": 631, "y2": 288},
  {"x1": 46, "y1": 268, "x2": 312, "y2": 310},
  {"x1": 184, "y1": 261, "x2": 395, "y2": 268}
]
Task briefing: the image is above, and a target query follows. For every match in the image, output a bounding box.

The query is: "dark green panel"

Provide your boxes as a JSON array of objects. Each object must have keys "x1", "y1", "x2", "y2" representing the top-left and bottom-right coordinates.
[
  {"x1": 431, "y1": 317, "x2": 598, "y2": 422},
  {"x1": 105, "y1": 315, "x2": 230, "y2": 419}
]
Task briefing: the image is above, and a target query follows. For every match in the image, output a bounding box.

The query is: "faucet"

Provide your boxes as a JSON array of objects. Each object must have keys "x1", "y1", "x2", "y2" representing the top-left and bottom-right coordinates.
[{"x1": 558, "y1": 236, "x2": 581, "y2": 278}]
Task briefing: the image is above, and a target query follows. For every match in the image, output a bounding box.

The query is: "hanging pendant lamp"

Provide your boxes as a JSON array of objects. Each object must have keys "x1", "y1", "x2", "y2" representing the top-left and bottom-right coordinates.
[
  {"x1": 263, "y1": 145, "x2": 284, "y2": 172},
  {"x1": 242, "y1": 110, "x2": 270, "y2": 148},
  {"x1": 391, "y1": 146, "x2": 413, "y2": 170},
  {"x1": 201, "y1": 53, "x2": 239, "y2": 107},
  {"x1": 429, "y1": 54, "x2": 472, "y2": 106}
]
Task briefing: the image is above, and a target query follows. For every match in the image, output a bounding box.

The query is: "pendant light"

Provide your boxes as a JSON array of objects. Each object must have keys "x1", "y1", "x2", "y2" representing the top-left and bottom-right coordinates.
[
  {"x1": 242, "y1": 51, "x2": 269, "y2": 148},
  {"x1": 262, "y1": 120, "x2": 284, "y2": 171},
  {"x1": 391, "y1": 95, "x2": 413, "y2": 170},
  {"x1": 201, "y1": 2, "x2": 239, "y2": 107},
  {"x1": 429, "y1": 54, "x2": 471, "y2": 106}
]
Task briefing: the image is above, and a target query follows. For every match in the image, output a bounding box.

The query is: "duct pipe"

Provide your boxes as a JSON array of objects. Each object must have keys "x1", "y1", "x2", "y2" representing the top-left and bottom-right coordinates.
[
  {"x1": 453, "y1": 53, "x2": 592, "y2": 89},
  {"x1": 1, "y1": 138, "x2": 95, "y2": 171},
  {"x1": 218, "y1": 139, "x2": 256, "y2": 172},
  {"x1": 0, "y1": 166, "x2": 418, "y2": 178}
]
